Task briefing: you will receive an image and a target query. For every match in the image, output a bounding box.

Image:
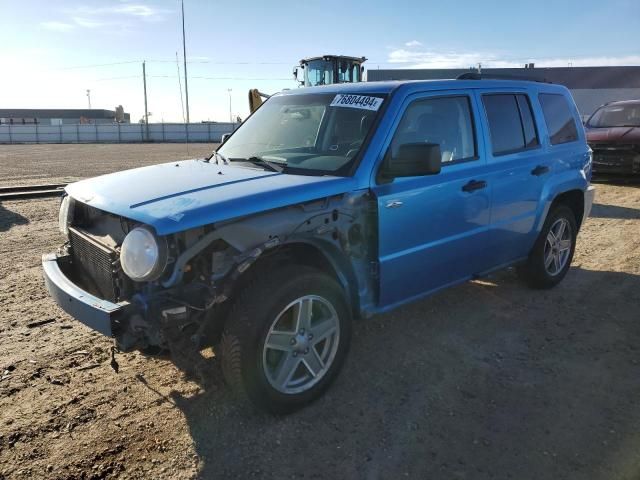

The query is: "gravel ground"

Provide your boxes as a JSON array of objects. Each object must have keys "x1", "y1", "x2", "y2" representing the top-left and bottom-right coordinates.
[
  {"x1": 1, "y1": 145, "x2": 640, "y2": 479},
  {"x1": 0, "y1": 143, "x2": 215, "y2": 187}
]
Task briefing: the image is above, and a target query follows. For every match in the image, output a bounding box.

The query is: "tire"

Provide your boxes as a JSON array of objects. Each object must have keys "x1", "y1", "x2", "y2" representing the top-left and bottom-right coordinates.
[
  {"x1": 219, "y1": 265, "x2": 352, "y2": 414},
  {"x1": 517, "y1": 204, "x2": 577, "y2": 289}
]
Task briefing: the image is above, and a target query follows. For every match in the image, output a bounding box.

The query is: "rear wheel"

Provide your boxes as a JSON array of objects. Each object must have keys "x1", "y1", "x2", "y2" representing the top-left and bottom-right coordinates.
[
  {"x1": 219, "y1": 265, "x2": 351, "y2": 413},
  {"x1": 517, "y1": 204, "x2": 577, "y2": 289}
]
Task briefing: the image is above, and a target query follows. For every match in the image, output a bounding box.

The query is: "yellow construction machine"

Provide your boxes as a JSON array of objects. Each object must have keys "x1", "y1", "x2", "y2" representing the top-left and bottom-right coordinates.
[{"x1": 247, "y1": 55, "x2": 367, "y2": 114}]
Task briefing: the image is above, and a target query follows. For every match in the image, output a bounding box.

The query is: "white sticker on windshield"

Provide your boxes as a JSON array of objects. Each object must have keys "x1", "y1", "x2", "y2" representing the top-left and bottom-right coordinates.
[{"x1": 330, "y1": 94, "x2": 383, "y2": 111}]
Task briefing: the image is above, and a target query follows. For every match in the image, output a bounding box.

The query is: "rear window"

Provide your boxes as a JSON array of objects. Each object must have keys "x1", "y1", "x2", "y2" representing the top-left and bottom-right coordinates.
[
  {"x1": 482, "y1": 94, "x2": 539, "y2": 155},
  {"x1": 538, "y1": 93, "x2": 579, "y2": 145}
]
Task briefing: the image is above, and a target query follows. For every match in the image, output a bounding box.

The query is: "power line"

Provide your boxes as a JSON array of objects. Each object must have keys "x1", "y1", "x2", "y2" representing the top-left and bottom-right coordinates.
[
  {"x1": 58, "y1": 61, "x2": 140, "y2": 70},
  {"x1": 147, "y1": 60, "x2": 292, "y2": 65},
  {"x1": 94, "y1": 75, "x2": 141, "y2": 81},
  {"x1": 147, "y1": 75, "x2": 293, "y2": 81},
  {"x1": 193, "y1": 76, "x2": 294, "y2": 81}
]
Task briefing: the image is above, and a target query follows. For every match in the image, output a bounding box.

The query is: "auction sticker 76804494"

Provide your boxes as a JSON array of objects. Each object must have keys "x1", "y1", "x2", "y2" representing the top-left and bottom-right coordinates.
[{"x1": 330, "y1": 94, "x2": 383, "y2": 111}]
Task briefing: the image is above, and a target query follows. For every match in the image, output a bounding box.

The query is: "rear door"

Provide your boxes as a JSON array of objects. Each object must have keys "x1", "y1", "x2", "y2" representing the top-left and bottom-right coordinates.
[
  {"x1": 371, "y1": 90, "x2": 491, "y2": 308},
  {"x1": 478, "y1": 90, "x2": 550, "y2": 267}
]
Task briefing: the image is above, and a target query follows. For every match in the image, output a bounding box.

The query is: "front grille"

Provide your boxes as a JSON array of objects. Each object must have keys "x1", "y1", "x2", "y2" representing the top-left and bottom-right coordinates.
[
  {"x1": 590, "y1": 143, "x2": 637, "y2": 151},
  {"x1": 591, "y1": 149, "x2": 640, "y2": 174},
  {"x1": 69, "y1": 227, "x2": 120, "y2": 302}
]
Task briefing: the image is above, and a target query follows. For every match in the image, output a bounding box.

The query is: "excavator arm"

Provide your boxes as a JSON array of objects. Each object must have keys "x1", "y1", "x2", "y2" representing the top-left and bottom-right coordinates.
[{"x1": 248, "y1": 89, "x2": 271, "y2": 114}]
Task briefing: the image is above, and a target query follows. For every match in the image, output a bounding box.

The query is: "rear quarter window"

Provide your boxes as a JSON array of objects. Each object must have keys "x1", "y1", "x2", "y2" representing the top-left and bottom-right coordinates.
[{"x1": 538, "y1": 93, "x2": 579, "y2": 145}]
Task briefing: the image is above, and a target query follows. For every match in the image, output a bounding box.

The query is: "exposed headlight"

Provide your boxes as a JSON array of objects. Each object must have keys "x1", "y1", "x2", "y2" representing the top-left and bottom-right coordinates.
[
  {"x1": 120, "y1": 226, "x2": 168, "y2": 282},
  {"x1": 58, "y1": 195, "x2": 73, "y2": 236}
]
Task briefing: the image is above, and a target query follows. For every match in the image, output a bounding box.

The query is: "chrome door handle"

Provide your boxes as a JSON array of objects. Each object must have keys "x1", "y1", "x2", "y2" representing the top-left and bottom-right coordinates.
[{"x1": 385, "y1": 200, "x2": 403, "y2": 209}]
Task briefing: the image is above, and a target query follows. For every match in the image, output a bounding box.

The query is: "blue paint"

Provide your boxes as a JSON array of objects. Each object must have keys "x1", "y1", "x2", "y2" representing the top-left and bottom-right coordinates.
[{"x1": 62, "y1": 78, "x2": 592, "y2": 317}]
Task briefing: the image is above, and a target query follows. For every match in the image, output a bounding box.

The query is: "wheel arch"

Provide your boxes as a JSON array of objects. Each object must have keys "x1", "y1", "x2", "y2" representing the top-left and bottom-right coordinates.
[
  {"x1": 231, "y1": 239, "x2": 362, "y2": 318},
  {"x1": 549, "y1": 189, "x2": 585, "y2": 230}
]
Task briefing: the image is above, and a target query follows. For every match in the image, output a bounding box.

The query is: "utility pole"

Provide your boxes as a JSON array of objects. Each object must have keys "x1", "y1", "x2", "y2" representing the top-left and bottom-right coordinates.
[
  {"x1": 228, "y1": 89, "x2": 232, "y2": 123},
  {"x1": 143, "y1": 61, "x2": 149, "y2": 141},
  {"x1": 86, "y1": 89, "x2": 91, "y2": 109},
  {"x1": 182, "y1": 0, "x2": 190, "y2": 123}
]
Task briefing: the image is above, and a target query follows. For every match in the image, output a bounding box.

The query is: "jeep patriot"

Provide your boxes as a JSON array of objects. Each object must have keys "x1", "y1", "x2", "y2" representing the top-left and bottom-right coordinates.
[{"x1": 43, "y1": 78, "x2": 595, "y2": 412}]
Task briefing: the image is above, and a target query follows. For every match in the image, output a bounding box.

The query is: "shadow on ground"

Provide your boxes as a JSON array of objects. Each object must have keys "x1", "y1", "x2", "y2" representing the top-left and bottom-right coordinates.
[
  {"x1": 0, "y1": 202, "x2": 29, "y2": 232},
  {"x1": 165, "y1": 267, "x2": 640, "y2": 479},
  {"x1": 591, "y1": 203, "x2": 640, "y2": 219},
  {"x1": 592, "y1": 175, "x2": 640, "y2": 187}
]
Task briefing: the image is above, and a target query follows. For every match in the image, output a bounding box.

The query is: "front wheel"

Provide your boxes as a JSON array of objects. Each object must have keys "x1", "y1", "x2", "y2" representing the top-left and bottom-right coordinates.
[
  {"x1": 219, "y1": 265, "x2": 351, "y2": 413},
  {"x1": 517, "y1": 204, "x2": 577, "y2": 289}
]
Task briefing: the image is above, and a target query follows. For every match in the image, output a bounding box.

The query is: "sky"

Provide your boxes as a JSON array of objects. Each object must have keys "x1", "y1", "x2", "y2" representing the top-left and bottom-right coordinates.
[{"x1": 1, "y1": 0, "x2": 639, "y2": 123}]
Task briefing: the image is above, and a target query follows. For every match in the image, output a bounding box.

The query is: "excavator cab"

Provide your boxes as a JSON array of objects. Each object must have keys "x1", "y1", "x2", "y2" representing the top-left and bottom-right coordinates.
[
  {"x1": 295, "y1": 55, "x2": 367, "y2": 87},
  {"x1": 248, "y1": 55, "x2": 367, "y2": 115}
]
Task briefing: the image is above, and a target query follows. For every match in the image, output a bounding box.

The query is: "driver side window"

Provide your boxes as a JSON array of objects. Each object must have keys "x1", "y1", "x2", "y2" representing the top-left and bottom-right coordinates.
[{"x1": 389, "y1": 95, "x2": 477, "y2": 165}]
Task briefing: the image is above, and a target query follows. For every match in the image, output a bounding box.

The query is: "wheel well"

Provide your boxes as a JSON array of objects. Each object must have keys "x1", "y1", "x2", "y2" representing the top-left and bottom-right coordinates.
[
  {"x1": 551, "y1": 189, "x2": 584, "y2": 229},
  {"x1": 231, "y1": 242, "x2": 359, "y2": 316}
]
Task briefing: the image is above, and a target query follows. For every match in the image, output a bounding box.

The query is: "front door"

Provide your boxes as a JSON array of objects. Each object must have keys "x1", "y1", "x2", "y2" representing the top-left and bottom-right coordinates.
[{"x1": 372, "y1": 91, "x2": 491, "y2": 308}]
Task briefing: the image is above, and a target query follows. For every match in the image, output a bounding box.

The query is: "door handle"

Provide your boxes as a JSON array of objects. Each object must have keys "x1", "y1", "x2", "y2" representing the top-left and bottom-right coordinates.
[
  {"x1": 462, "y1": 180, "x2": 487, "y2": 193},
  {"x1": 531, "y1": 165, "x2": 550, "y2": 176},
  {"x1": 385, "y1": 200, "x2": 403, "y2": 209}
]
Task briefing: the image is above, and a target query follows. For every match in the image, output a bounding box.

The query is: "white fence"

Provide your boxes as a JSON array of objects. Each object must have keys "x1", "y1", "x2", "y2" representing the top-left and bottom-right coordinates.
[{"x1": 0, "y1": 122, "x2": 237, "y2": 144}]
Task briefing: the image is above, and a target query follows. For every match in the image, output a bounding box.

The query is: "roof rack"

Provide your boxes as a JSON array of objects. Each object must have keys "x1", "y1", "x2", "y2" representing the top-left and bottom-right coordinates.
[{"x1": 456, "y1": 72, "x2": 551, "y2": 83}]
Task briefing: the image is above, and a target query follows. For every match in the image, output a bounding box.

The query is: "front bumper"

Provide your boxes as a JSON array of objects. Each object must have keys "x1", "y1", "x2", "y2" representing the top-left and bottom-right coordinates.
[
  {"x1": 584, "y1": 185, "x2": 595, "y2": 222},
  {"x1": 42, "y1": 253, "x2": 129, "y2": 336}
]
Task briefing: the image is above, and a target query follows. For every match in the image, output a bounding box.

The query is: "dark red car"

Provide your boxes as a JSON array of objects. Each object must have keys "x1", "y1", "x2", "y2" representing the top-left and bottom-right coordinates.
[{"x1": 585, "y1": 99, "x2": 640, "y2": 175}]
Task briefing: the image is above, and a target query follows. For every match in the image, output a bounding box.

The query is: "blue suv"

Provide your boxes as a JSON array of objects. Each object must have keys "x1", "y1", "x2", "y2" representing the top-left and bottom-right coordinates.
[{"x1": 43, "y1": 78, "x2": 595, "y2": 412}]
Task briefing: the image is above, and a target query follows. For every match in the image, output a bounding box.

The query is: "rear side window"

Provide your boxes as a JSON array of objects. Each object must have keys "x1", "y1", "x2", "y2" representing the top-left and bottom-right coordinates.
[
  {"x1": 538, "y1": 93, "x2": 579, "y2": 145},
  {"x1": 483, "y1": 94, "x2": 540, "y2": 155}
]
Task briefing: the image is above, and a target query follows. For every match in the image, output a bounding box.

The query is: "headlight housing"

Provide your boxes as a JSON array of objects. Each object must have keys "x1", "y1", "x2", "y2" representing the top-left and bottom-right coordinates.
[
  {"x1": 58, "y1": 195, "x2": 73, "y2": 236},
  {"x1": 120, "y1": 226, "x2": 168, "y2": 282}
]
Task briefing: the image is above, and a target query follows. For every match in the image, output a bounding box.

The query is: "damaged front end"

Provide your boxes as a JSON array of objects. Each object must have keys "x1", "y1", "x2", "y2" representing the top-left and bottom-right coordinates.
[{"x1": 44, "y1": 190, "x2": 377, "y2": 358}]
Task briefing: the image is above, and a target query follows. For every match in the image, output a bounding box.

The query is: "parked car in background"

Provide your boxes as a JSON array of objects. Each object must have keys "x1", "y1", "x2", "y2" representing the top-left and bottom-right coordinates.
[
  {"x1": 43, "y1": 78, "x2": 594, "y2": 413},
  {"x1": 585, "y1": 99, "x2": 640, "y2": 175}
]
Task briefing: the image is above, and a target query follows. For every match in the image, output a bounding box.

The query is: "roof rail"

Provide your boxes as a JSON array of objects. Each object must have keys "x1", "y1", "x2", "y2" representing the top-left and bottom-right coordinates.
[{"x1": 456, "y1": 72, "x2": 551, "y2": 83}]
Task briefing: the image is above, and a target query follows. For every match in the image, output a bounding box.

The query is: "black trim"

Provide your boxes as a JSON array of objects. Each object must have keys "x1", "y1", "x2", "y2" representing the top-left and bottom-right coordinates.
[{"x1": 457, "y1": 72, "x2": 551, "y2": 83}]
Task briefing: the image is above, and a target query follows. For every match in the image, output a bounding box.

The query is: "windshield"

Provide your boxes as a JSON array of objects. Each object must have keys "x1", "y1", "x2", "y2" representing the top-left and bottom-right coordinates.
[
  {"x1": 304, "y1": 60, "x2": 334, "y2": 86},
  {"x1": 587, "y1": 103, "x2": 640, "y2": 127},
  {"x1": 218, "y1": 92, "x2": 386, "y2": 175},
  {"x1": 337, "y1": 60, "x2": 361, "y2": 83}
]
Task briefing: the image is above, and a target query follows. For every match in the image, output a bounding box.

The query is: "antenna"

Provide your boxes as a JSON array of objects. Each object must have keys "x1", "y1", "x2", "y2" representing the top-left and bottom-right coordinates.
[
  {"x1": 142, "y1": 61, "x2": 149, "y2": 141},
  {"x1": 176, "y1": 52, "x2": 186, "y2": 123},
  {"x1": 181, "y1": 0, "x2": 190, "y2": 123}
]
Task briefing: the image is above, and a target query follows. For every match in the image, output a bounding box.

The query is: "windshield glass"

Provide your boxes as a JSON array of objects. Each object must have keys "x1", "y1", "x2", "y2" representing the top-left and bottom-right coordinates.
[
  {"x1": 587, "y1": 103, "x2": 640, "y2": 127},
  {"x1": 337, "y1": 60, "x2": 361, "y2": 83},
  {"x1": 305, "y1": 60, "x2": 334, "y2": 86},
  {"x1": 218, "y1": 92, "x2": 386, "y2": 175}
]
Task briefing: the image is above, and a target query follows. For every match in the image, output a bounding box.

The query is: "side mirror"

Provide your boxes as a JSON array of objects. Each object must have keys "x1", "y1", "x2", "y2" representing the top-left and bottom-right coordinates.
[
  {"x1": 384, "y1": 143, "x2": 442, "y2": 179},
  {"x1": 221, "y1": 133, "x2": 231, "y2": 144}
]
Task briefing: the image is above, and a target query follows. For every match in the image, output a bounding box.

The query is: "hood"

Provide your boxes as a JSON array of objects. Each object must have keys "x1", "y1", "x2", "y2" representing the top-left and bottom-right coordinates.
[
  {"x1": 66, "y1": 159, "x2": 358, "y2": 235},
  {"x1": 586, "y1": 126, "x2": 640, "y2": 144}
]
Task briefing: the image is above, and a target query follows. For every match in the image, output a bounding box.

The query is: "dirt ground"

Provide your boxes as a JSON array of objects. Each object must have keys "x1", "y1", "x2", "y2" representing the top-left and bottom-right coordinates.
[
  {"x1": 1, "y1": 145, "x2": 640, "y2": 480},
  {"x1": 0, "y1": 144, "x2": 215, "y2": 187}
]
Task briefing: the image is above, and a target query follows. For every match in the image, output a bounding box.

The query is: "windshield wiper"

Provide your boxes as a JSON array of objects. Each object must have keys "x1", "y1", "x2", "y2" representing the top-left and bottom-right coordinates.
[
  {"x1": 231, "y1": 156, "x2": 284, "y2": 173},
  {"x1": 209, "y1": 151, "x2": 229, "y2": 165}
]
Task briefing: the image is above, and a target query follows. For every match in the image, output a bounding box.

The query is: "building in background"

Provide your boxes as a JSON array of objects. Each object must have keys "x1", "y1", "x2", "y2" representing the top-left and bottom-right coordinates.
[
  {"x1": 0, "y1": 106, "x2": 130, "y2": 125},
  {"x1": 368, "y1": 66, "x2": 640, "y2": 119}
]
